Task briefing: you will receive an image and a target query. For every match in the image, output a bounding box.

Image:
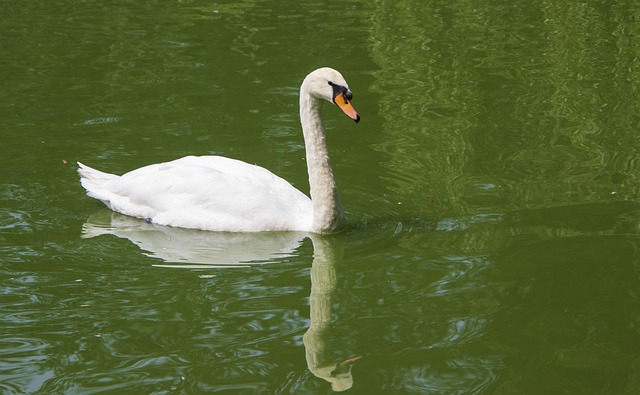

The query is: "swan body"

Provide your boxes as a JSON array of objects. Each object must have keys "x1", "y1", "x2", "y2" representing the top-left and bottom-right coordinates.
[{"x1": 78, "y1": 67, "x2": 359, "y2": 233}]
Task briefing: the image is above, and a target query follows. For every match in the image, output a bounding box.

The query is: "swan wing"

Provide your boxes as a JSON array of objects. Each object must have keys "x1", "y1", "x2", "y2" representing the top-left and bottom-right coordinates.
[{"x1": 79, "y1": 156, "x2": 313, "y2": 232}]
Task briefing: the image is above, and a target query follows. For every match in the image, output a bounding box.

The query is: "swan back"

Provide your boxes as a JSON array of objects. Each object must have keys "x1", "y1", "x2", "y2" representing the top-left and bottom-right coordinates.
[{"x1": 79, "y1": 156, "x2": 314, "y2": 232}]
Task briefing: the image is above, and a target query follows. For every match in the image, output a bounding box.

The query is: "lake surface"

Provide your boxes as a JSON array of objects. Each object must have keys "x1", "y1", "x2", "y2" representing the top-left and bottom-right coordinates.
[{"x1": 3, "y1": 0, "x2": 640, "y2": 393}]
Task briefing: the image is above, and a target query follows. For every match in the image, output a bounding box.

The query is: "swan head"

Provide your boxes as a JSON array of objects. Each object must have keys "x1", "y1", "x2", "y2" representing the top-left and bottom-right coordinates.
[{"x1": 302, "y1": 67, "x2": 360, "y2": 123}]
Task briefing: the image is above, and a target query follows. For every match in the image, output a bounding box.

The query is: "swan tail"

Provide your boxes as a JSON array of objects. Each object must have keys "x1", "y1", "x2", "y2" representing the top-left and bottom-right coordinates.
[{"x1": 77, "y1": 162, "x2": 118, "y2": 200}]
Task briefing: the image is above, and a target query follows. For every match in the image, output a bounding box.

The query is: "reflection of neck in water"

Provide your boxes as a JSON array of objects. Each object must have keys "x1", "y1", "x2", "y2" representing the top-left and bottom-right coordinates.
[{"x1": 304, "y1": 235, "x2": 360, "y2": 392}]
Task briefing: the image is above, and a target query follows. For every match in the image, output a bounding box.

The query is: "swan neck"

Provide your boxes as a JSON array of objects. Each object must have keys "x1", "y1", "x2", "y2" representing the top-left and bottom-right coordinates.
[{"x1": 300, "y1": 88, "x2": 345, "y2": 233}]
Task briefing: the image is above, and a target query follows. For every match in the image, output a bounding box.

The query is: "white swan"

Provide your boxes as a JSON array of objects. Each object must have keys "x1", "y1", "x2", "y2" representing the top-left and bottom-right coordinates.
[{"x1": 78, "y1": 67, "x2": 360, "y2": 233}]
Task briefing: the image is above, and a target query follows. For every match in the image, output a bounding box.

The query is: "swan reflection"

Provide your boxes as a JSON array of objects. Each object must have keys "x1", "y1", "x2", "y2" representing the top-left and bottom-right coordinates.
[
  {"x1": 81, "y1": 210, "x2": 306, "y2": 268},
  {"x1": 82, "y1": 211, "x2": 359, "y2": 391}
]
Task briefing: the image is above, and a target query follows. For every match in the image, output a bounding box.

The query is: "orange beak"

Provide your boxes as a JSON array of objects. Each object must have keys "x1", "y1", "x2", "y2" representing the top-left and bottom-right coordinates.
[{"x1": 335, "y1": 92, "x2": 360, "y2": 123}]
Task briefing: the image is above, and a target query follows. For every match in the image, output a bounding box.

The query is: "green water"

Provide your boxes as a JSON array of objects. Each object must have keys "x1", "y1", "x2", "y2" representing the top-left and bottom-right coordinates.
[{"x1": 3, "y1": 0, "x2": 640, "y2": 393}]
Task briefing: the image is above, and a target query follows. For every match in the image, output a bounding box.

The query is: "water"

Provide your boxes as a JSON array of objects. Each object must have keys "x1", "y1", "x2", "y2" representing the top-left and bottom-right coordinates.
[{"x1": 2, "y1": 0, "x2": 640, "y2": 393}]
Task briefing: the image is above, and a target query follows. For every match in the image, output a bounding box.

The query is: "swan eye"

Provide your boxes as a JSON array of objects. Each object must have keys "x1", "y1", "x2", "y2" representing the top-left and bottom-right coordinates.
[{"x1": 329, "y1": 81, "x2": 352, "y2": 104}]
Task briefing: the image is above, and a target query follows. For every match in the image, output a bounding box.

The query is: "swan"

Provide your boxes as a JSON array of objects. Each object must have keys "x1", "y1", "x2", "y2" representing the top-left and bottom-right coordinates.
[{"x1": 78, "y1": 67, "x2": 360, "y2": 233}]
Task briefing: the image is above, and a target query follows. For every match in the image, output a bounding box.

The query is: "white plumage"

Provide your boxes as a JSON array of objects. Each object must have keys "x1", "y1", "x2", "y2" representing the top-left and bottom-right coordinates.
[{"x1": 78, "y1": 68, "x2": 360, "y2": 233}]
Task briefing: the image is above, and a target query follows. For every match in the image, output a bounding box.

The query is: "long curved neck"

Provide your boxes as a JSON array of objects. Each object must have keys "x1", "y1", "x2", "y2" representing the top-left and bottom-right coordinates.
[{"x1": 300, "y1": 87, "x2": 346, "y2": 233}]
